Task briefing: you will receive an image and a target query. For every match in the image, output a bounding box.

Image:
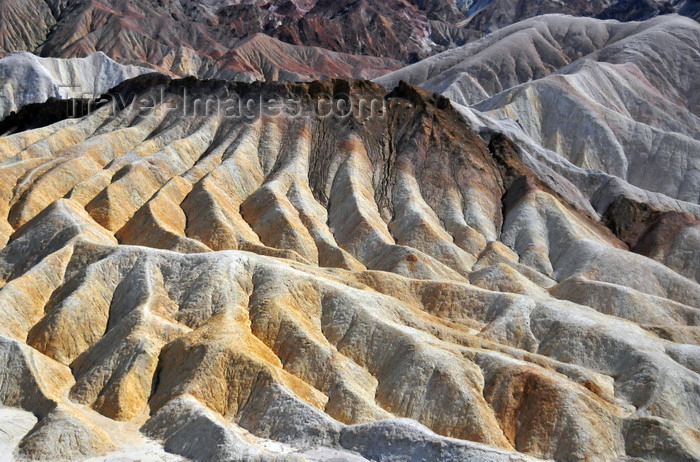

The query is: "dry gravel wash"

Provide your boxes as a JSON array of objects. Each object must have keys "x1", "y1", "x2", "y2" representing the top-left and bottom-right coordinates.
[{"x1": 0, "y1": 77, "x2": 698, "y2": 461}]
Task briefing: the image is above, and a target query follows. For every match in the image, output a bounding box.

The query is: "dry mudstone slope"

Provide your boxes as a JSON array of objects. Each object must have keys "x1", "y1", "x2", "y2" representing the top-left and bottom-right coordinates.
[
  {"x1": 377, "y1": 13, "x2": 700, "y2": 283},
  {"x1": 0, "y1": 68, "x2": 698, "y2": 461}
]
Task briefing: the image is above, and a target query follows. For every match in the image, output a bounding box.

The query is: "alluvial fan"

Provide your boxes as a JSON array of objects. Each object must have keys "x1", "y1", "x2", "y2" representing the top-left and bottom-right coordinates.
[{"x1": 0, "y1": 72, "x2": 698, "y2": 461}]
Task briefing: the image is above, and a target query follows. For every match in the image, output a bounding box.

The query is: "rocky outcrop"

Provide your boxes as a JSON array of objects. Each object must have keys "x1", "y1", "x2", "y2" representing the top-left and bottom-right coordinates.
[
  {"x1": 376, "y1": 14, "x2": 700, "y2": 264},
  {"x1": 0, "y1": 76, "x2": 698, "y2": 461},
  {"x1": 0, "y1": 52, "x2": 153, "y2": 120}
]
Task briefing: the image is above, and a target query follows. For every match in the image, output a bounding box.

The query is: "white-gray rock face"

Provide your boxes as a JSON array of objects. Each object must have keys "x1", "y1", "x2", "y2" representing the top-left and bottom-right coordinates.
[
  {"x1": 340, "y1": 419, "x2": 540, "y2": 461},
  {"x1": 376, "y1": 14, "x2": 700, "y2": 206},
  {"x1": 0, "y1": 52, "x2": 153, "y2": 120}
]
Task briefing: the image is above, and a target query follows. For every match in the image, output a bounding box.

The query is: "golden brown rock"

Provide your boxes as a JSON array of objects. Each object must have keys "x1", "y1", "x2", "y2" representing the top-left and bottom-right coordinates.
[{"x1": 0, "y1": 77, "x2": 698, "y2": 461}]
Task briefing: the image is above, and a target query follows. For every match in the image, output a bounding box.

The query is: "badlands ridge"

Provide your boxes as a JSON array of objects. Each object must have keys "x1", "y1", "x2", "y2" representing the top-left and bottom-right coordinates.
[{"x1": 0, "y1": 12, "x2": 698, "y2": 462}]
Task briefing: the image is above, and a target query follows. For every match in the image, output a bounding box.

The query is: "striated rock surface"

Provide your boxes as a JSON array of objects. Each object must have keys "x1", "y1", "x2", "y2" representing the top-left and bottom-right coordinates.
[
  {"x1": 376, "y1": 14, "x2": 700, "y2": 269},
  {"x1": 199, "y1": 34, "x2": 401, "y2": 83},
  {"x1": 0, "y1": 74, "x2": 698, "y2": 461},
  {"x1": 0, "y1": 52, "x2": 153, "y2": 120},
  {"x1": 0, "y1": 0, "x2": 471, "y2": 68},
  {"x1": 0, "y1": 0, "x2": 406, "y2": 82},
  {"x1": 1, "y1": 0, "x2": 697, "y2": 86}
]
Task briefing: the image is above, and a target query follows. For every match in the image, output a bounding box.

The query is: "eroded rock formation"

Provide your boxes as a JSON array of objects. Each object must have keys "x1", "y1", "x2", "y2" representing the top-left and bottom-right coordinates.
[
  {"x1": 377, "y1": 14, "x2": 700, "y2": 273},
  {"x1": 1, "y1": 0, "x2": 697, "y2": 86},
  {"x1": 0, "y1": 52, "x2": 153, "y2": 120},
  {"x1": 0, "y1": 75, "x2": 698, "y2": 461}
]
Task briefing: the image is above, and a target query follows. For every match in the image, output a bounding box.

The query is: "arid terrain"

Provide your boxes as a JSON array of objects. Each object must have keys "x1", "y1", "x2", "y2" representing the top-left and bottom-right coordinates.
[
  {"x1": 1, "y1": 0, "x2": 698, "y2": 80},
  {"x1": 0, "y1": 2, "x2": 698, "y2": 462}
]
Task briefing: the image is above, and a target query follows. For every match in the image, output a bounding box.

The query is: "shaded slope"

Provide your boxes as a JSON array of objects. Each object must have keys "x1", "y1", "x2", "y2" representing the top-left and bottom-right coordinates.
[
  {"x1": 376, "y1": 14, "x2": 700, "y2": 270},
  {"x1": 202, "y1": 33, "x2": 401, "y2": 82}
]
